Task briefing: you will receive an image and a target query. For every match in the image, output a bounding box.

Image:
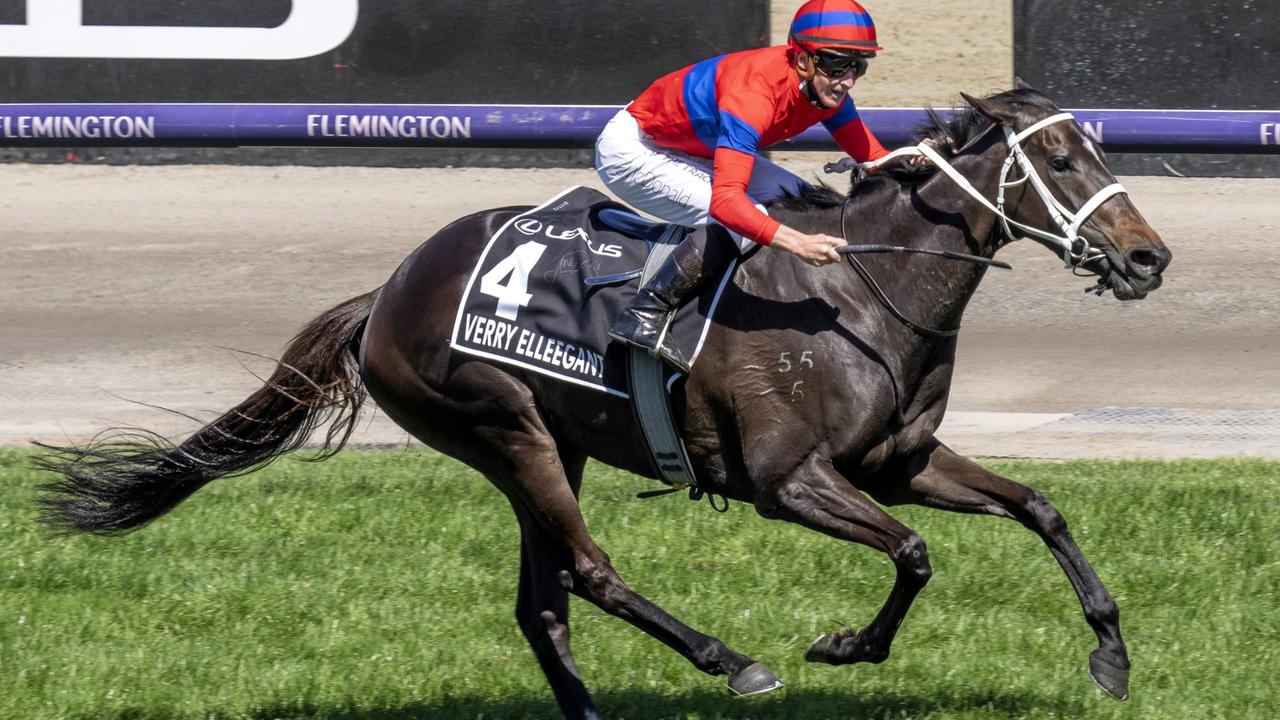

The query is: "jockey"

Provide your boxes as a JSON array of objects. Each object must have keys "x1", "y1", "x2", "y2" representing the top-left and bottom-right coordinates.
[{"x1": 597, "y1": 0, "x2": 897, "y2": 373}]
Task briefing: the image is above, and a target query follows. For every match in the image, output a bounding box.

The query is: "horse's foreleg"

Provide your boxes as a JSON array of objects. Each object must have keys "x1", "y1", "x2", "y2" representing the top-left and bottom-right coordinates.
[
  {"x1": 757, "y1": 454, "x2": 932, "y2": 666},
  {"x1": 873, "y1": 439, "x2": 1130, "y2": 700}
]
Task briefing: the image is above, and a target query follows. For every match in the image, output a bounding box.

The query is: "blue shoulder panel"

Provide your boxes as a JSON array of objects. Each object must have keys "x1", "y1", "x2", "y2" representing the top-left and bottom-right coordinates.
[
  {"x1": 821, "y1": 96, "x2": 860, "y2": 134},
  {"x1": 682, "y1": 55, "x2": 725, "y2": 153},
  {"x1": 717, "y1": 110, "x2": 762, "y2": 154}
]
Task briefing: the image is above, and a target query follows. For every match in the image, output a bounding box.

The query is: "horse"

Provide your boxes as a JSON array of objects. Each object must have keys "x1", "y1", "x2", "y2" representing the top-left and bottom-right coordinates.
[{"x1": 38, "y1": 86, "x2": 1171, "y2": 720}]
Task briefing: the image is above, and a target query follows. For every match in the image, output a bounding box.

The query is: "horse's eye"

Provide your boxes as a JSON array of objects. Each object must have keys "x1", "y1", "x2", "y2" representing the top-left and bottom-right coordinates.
[{"x1": 1050, "y1": 155, "x2": 1072, "y2": 172}]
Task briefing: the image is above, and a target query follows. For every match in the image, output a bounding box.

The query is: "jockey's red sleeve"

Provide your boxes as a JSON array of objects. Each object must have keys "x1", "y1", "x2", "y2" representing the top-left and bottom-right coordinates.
[
  {"x1": 831, "y1": 116, "x2": 890, "y2": 164},
  {"x1": 710, "y1": 147, "x2": 782, "y2": 245},
  {"x1": 823, "y1": 96, "x2": 890, "y2": 163}
]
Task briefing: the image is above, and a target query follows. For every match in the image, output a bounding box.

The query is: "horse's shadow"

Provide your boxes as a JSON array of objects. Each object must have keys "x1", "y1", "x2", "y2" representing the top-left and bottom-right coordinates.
[{"x1": 77, "y1": 686, "x2": 1085, "y2": 719}]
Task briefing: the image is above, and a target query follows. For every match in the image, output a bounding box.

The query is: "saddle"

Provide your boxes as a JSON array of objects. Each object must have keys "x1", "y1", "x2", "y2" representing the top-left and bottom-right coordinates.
[
  {"x1": 449, "y1": 186, "x2": 740, "y2": 493},
  {"x1": 449, "y1": 185, "x2": 736, "y2": 396}
]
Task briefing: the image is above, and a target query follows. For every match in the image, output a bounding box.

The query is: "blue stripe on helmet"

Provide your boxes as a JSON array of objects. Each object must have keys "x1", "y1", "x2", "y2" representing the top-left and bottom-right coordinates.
[
  {"x1": 716, "y1": 110, "x2": 762, "y2": 155},
  {"x1": 821, "y1": 96, "x2": 860, "y2": 134},
  {"x1": 682, "y1": 55, "x2": 725, "y2": 153},
  {"x1": 791, "y1": 11, "x2": 873, "y2": 34}
]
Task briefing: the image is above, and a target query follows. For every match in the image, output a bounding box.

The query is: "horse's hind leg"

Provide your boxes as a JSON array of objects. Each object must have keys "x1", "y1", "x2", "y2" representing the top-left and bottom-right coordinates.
[
  {"x1": 871, "y1": 439, "x2": 1130, "y2": 700},
  {"x1": 496, "y1": 444, "x2": 780, "y2": 713},
  {"x1": 756, "y1": 454, "x2": 933, "y2": 667},
  {"x1": 511, "y1": 452, "x2": 595, "y2": 719}
]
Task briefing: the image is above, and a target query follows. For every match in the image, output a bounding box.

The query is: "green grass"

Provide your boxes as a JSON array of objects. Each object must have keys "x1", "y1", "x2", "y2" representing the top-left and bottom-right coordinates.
[{"x1": 2, "y1": 448, "x2": 1277, "y2": 719}]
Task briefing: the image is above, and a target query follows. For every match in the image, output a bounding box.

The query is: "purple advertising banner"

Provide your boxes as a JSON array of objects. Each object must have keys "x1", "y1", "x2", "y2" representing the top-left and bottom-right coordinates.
[{"x1": 0, "y1": 104, "x2": 1277, "y2": 153}]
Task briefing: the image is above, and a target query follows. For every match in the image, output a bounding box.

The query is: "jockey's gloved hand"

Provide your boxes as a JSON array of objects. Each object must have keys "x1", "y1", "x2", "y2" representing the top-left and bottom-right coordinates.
[
  {"x1": 771, "y1": 225, "x2": 844, "y2": 267},
  {"x1": 904, "y1": 137, "x2": 955, "y2": 168}
]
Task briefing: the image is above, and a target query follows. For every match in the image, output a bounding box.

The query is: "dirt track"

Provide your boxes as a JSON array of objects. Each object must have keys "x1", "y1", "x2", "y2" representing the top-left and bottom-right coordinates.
[
  {"x1": 3, "y1": 164, "x2": 1277, "y2": 456},
  {"x1": 1, "y1": 2, "x2": 1277, "y2": 457}
]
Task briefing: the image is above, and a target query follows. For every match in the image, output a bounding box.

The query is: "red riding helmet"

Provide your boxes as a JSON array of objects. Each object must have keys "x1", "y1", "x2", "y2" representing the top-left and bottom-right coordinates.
[{"x1": 788, "y1": 0, "x2": 883, "y2": 54}]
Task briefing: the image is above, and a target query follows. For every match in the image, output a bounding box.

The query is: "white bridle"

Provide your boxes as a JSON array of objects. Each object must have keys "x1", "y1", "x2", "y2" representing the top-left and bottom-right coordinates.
[{"x1": 860, "y1": 113, "x2": 1126, "y2": 268}]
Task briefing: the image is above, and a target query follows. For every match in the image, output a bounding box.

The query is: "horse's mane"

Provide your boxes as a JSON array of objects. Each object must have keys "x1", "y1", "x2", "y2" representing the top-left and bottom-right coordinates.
[{"x1": 769, "y1": 87, "x2": 1061, "y2": 213}]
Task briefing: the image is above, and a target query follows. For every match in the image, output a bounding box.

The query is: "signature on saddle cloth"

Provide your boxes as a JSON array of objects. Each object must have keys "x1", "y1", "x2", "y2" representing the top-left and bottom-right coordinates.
[{"x1": 0, "y1": 0, "x2": 359, "y2": 60}]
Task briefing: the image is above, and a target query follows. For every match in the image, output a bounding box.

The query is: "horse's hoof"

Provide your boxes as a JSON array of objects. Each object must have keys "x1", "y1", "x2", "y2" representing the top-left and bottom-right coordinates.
[
  {"x1": 727, "y1": 662, "x2": 784, "y2": 697},
  {"x1": 1088, "y1": 649, "x2": 1130, "y2": 700},
  {"x1": 804, "y1": 631, "x2": 843, "y2": 664},
  {"x1": 804, "y1": 626, "x2": 883, "y2": 665}
]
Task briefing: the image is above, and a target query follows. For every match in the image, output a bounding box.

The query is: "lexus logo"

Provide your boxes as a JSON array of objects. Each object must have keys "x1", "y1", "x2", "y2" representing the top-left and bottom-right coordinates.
[{"x1": 515, "y1": 219, "x2": 543, "y2": 236}]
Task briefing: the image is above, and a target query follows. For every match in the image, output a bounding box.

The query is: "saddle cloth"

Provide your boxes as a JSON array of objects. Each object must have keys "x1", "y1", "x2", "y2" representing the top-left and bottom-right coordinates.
[{"x1": 449, "y1": 186, "x2": 736, "y2": 396}]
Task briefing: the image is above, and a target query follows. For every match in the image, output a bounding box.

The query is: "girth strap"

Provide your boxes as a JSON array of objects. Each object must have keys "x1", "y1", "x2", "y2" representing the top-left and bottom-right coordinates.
[{"x1": 626, "y1": 225, "x2": 727, "y2": 512}]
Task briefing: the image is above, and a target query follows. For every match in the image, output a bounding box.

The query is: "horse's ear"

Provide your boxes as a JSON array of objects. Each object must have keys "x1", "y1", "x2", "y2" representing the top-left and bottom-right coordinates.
[
  {"x1": 961, "y1": 92, "x2": 1018, "y2": 125},
  {"x1": 1014, "y1": 76, "x2": 1035, "y2": 91}
]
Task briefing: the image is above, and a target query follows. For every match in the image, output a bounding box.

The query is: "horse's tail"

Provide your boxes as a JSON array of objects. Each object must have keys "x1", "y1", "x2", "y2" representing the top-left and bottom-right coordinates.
[{"x1": 36, "y1": 287, "x2": 382, "y2": 536}]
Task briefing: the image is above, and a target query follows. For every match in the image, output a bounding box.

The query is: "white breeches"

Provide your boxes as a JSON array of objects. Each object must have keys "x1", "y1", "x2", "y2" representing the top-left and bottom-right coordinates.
[{"x1": 594, "y1": 108, "x2": 806, "y2": 252}]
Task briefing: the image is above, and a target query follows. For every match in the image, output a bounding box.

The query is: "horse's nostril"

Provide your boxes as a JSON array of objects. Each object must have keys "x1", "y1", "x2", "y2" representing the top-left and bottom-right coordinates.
[
  {"x1": 1127, "y1": 246, "x2": 1172, "y2": 276},
  {"x1": 1129, "y1": 250, "x2": 1159, "y2": 269}
]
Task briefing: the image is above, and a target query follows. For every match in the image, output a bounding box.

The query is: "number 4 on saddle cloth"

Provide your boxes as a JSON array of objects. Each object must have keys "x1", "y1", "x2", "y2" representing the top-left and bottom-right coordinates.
[{"x1": 450, "y1": 186, "x2": 746, "y2": 399}]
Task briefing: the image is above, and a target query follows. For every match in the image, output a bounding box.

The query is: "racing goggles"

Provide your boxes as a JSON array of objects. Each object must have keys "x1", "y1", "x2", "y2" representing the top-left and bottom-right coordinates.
[{"x1": 813, "y1": 51, "x2": 872, "y2": 79}]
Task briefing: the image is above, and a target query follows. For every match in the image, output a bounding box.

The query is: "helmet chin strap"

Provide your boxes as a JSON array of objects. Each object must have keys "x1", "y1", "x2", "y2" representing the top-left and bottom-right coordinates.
[
  {"x1": 801, "y1": 79, "x2": 824, "y2": 107},
  {"x1": 794, "y1": 53, "x2": 825, "y2": 107}
]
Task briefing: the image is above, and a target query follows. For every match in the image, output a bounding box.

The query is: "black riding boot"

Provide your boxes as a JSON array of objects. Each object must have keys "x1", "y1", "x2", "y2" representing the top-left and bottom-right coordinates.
[{"x1": 609, "y1": 227, "x2": 727, "y2": 374}]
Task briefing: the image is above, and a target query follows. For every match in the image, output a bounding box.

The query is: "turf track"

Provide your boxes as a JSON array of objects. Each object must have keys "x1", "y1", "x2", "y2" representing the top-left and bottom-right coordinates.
[{"x1": 3, "y1": 449, "x2": 1277, "y2": 719}]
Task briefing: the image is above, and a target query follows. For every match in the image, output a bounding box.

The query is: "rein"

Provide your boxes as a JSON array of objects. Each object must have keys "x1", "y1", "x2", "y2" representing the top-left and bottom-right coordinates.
[{"x1": 836, "y1": 200, "x2": 1007, "y2": 338}]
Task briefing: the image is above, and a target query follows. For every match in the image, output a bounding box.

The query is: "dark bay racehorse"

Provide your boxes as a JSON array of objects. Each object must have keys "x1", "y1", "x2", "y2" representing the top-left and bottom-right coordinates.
[{"x1": 39, "y1": 87, "x2": 1170, "y2": 719}]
